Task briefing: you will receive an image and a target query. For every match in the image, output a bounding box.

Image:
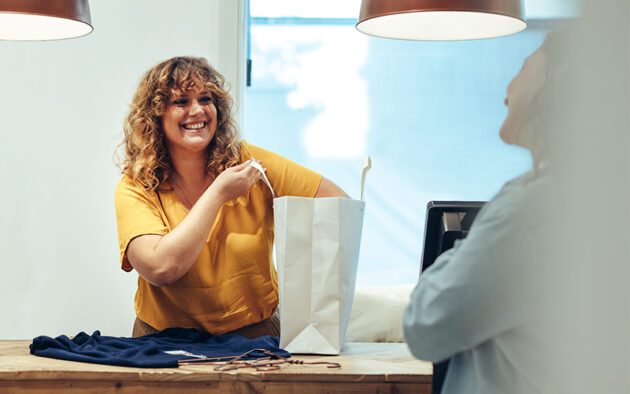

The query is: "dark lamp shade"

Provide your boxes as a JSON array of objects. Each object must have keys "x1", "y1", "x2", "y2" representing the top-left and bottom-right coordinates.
[
  {"x1": 356, "y1": 0, "x2": 526, "y2": 41},
  {"x1": 0, "y1": 0, "x2": 92, "y2": 41}
]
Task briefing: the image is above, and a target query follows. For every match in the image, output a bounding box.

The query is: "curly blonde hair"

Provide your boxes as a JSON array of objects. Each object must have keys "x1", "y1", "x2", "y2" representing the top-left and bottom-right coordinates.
[{"x1": 118, "y1": 56, "x2": 242, "y2": 190}]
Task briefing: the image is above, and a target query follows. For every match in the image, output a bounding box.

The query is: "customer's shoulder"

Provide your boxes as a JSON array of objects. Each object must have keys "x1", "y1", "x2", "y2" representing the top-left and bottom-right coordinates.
[{"x1": 487, "y1": 170, "x2": 551, "y2": 221}]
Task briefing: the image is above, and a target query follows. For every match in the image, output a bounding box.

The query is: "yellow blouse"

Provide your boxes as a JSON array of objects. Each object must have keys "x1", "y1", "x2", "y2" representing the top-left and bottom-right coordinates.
[{"x1": 114, "y1": 142, "x2": 322, "y2": 334}]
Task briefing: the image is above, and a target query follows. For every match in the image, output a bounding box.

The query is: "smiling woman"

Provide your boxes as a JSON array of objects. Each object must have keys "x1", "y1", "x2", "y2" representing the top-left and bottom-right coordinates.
[
  {"x1": 162, "y1": 90, "x2": 218, "y2": 156},
  {"x1": 122, "y1": 57, "x2": 242, "y2": 192},
  {"x1": 114, "y1": 56, "x2": 347, "y2": 338}
]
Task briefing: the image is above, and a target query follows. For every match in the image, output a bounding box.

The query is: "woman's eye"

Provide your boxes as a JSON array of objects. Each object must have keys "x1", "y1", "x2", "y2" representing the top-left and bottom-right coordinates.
[
  {"x1": 198, "y1": 96, "x2": 213, "y2": 105},
  {"x1": 172, "y1": 98, "x2": 188, "y2": 106}
]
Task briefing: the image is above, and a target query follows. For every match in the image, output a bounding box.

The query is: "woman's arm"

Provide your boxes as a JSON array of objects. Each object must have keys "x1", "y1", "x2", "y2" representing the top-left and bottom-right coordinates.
[
  {"x1": 403, "y1": 197, "x2": 538, "y2": 362},
  {"x1": 126, "y1": 162, "x2": 261, "y2": 287},
  {"x1": 315, "y1": 177, "x2": 349, "y2": 198}
]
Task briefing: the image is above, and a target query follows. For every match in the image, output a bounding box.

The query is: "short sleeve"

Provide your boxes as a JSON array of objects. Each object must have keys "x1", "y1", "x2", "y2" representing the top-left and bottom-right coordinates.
[
  {"x1": 114, "y1": 176, "x2": 169, "y2": 272},
  {"x1": 243, "y1": 142, "x2": 322, "y2": 198}
]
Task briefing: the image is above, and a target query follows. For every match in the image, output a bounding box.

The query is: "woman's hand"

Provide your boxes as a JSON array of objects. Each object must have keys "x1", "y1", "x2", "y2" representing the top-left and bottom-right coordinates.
[
  {"x1": 127, "y1": 160, "x2": 263, "y2": 287},
  {"x1": 211, "y1": 161, "x2": 263, "y2": 203}
]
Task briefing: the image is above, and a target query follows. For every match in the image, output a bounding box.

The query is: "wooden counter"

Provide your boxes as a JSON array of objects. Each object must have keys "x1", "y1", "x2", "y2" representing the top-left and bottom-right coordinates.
[{"x1": 0, "y1": 340, "x2": 432, "y2": 393}]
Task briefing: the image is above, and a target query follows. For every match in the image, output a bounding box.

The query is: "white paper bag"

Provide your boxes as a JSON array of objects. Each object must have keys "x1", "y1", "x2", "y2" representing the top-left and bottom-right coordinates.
[{"x1": 274, "y1": 196, "x2": 365, "y2": 354}]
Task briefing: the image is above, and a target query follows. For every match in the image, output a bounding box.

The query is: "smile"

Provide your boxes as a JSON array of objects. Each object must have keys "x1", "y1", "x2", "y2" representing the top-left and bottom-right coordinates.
[{"x1": 182, "y1": 121, "x2": 207, "y2": 130}]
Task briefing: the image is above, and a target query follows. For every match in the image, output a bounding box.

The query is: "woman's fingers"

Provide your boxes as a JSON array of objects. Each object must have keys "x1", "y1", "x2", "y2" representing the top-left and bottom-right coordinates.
[
  {"x1": 225, "y1": 159, "x2": 266, "y2": 190},
  {"x1": 232, "y1": 161, "x2": 251, "y2": 172}
]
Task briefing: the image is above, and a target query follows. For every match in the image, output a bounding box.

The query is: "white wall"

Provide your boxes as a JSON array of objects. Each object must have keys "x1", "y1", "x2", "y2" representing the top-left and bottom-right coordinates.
[{"x1": 0, "y1": 0, "x2": 244, "y2": 339}]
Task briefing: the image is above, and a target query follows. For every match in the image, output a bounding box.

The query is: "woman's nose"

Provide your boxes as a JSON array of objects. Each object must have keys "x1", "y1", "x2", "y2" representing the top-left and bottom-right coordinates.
[{"x1": 189, "y1": 100, "x2": 204, "y2": 115}]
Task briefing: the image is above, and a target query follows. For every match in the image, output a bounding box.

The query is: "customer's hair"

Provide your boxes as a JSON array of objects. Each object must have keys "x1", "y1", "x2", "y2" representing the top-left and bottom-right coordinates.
[{"x1": 118, "y1": 56, "x2": 241, "y2": 190}]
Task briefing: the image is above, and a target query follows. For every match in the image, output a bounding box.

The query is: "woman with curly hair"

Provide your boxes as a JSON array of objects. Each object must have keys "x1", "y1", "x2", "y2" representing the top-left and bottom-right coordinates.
[{"x1": 115, "y1": 56, "x2": 346, "y2": 338}]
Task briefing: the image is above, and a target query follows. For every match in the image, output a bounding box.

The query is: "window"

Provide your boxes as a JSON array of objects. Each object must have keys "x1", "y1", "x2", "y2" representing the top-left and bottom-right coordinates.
[{"x1": 244, "y1": 1, "x2": 549, "y2": 285}]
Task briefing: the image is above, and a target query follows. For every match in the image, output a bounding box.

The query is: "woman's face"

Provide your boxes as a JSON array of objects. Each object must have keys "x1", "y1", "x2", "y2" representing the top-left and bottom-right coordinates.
[
  {"x1": 162, "y1": 87, "x2": 218, "y2": 156},
  {"x1": 499, "y1": 46, "x2": 547, "y2": 149}
]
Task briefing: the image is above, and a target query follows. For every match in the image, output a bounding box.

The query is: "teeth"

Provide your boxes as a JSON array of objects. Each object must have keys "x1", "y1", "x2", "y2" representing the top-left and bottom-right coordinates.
[{"x1": 183, "y1": 122, "x2": 205, "y2": 130}]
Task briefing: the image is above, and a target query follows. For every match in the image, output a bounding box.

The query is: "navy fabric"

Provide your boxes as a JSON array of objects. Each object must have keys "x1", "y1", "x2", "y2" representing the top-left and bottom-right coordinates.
[{"x1": 30, "y1": 328, "x2": 290, "y2": 368}]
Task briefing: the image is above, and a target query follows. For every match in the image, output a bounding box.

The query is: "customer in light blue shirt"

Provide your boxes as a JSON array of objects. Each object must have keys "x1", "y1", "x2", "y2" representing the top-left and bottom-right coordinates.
[{"x1": 404, "y1": 33, "x2": 567, "y2": 394}]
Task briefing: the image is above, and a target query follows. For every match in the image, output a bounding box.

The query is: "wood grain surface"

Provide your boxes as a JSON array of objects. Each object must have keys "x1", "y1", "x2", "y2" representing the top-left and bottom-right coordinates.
[{"x1": 0, "y1": 340, "x2": 432, "y2": 393}]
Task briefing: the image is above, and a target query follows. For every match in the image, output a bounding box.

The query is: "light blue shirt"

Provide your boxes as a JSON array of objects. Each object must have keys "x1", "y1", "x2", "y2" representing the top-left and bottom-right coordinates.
[{"x1": 404, "y1": 171, "x2": 557, "y2": 393}]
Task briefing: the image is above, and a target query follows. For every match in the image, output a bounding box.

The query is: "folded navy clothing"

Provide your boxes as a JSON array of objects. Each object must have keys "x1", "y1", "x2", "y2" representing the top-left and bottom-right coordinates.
[{"x1": 30, "y1": 328, "x2": 290, "y2": 368}]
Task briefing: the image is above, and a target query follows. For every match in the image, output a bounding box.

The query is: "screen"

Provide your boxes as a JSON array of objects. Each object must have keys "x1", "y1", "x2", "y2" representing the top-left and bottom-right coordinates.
[{"x1": 421, "y1": 201, "x2": 485, "y2": 273}]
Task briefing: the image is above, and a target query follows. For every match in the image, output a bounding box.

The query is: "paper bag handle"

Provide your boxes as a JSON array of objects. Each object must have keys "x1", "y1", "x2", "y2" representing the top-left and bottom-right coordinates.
[
  {"x1": 248, "y1": 159, "x2": 276, "y2": 198},
  {"x1": 360, "y1": 155, "x2": 371, "y2": 201}
]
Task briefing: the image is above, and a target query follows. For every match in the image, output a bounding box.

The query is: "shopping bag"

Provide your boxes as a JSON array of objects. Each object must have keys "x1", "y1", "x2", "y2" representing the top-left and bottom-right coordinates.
[
  {"x1": 274, "y1": 196, "x2": 365, "y2": 354},
  {"x1": 248, "y1": 158, "x2": 370, "y2": 354}
]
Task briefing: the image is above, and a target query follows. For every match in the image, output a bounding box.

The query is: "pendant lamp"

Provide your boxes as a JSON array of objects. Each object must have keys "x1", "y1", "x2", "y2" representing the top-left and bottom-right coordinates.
[
  {"x1": 356, "y1": 0, "x2": 526, "y2": 41},
  {"x1": 0, "y1": 0, "x2": 92, "y2": 41}
]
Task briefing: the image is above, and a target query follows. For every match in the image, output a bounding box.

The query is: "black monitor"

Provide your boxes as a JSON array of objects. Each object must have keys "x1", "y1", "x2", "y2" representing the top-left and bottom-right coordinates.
[
  {"x1": 421, "y1": 201, "x2": 485, "y2": 274},
  {"x1": 419, "y1": 201, "x2": 485, "y2": 394}
]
